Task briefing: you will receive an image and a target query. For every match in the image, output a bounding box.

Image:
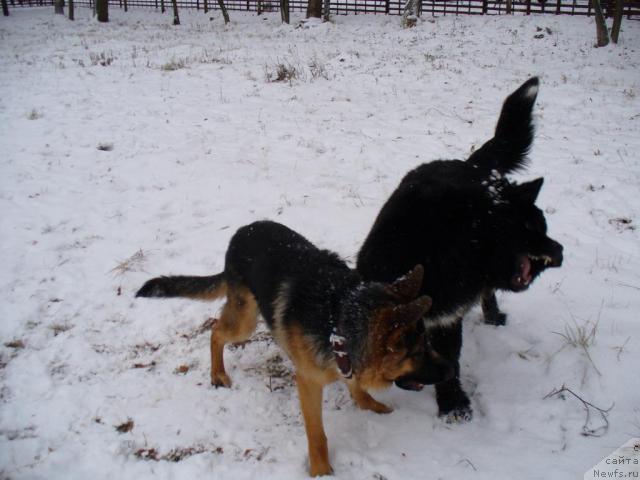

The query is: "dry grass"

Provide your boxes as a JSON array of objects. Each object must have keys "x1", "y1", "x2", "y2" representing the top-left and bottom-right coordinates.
[
  {"x1": 110, "y1": 249, "x2": 147, "y2": 276},
  {"x1": 551, "y1": 302, "x2": 603, "y2": 376},
  {"x1": 115, "y1": 419, "x2": 134, "y2": 433},
  {"x1": 135, "y1": 444, "x2": 224, "y2": 462}
]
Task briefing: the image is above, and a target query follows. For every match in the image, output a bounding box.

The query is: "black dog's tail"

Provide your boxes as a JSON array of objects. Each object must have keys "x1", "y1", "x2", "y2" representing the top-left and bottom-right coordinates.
[
  {"x1": 468, "y1": 77, "x2": 539, "y2": 174},
  {"x1": 136, "y1": 273, "x2": 227, "y2": 301}
]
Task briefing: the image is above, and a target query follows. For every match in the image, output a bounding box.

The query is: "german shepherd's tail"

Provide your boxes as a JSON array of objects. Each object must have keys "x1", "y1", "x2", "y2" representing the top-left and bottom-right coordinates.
[
  {"x1": 136, "y1": 273, "x2": 227, "y2": 301},
  {"x1": 467, "y1": 77, "x2": 539, "y2": 175}
]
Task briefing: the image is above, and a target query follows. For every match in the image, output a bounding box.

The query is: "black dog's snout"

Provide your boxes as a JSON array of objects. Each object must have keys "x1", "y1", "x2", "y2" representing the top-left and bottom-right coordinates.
[{"x1": 550, "y1": 240, "x2": 563, "y2": 267}]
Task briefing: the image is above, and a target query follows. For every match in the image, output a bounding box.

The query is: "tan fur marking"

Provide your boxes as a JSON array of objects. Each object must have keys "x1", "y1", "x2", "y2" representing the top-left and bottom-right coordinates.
[
  {"x1": 347, "y1": 380, "x2": 393, "y2": 414},
  {"x1": 296, "y1": 373, "x2": 332, "y2": 477},
  {"x1": 210, "y1": 286, "x2": 259, "y2": 387},
  {"x1": 285, "y1": 326, "x2": 339, "y2": 476},
  {"x1": 287, "y1": 326, "x2": 340, "y2": 387},
  {"x1": 271, "y1": 282, "x2": 290, "y2": 332},
  {"x1": 355, "y1": 309, "x2": 418, "y2": 392}
]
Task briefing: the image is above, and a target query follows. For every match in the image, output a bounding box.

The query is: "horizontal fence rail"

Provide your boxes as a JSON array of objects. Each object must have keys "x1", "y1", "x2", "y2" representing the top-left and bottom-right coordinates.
[{"x1": 7, "y1": 0, "x2": 640, "y2": 17}]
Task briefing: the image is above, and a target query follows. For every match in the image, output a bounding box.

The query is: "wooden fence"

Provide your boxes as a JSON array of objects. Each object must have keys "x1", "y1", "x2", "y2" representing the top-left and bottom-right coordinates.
[{"x1": 7, "y1": 0, "x2": 640, "y2": 17}]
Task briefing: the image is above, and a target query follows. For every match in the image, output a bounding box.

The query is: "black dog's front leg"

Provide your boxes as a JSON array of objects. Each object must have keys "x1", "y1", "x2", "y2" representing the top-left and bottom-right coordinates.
[
  {"x1": 431, "y1": 319, "x2": 472, "y2": 423},
  {"x1": 481, "y1": 289, "x2": 507, "y2": 326}
]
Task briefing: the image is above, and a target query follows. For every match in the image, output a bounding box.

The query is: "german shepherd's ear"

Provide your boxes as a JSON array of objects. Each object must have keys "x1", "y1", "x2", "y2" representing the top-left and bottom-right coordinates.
[
  {"x1": 510, "y1": 177, "x2": 544, "y2": 204},
  {"x1": 385, "y1": 264, "x2": 424, "y2": 302},
  {"x1": 392, "y1": 295, "x2": 432, "y2": 322}
]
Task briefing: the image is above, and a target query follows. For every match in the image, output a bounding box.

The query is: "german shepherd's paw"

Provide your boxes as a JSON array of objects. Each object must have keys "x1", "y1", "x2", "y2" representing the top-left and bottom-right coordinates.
[
  {"x1": 309, "y1": 463, "x2": 333, "y2": 477},
  {"x1": 440, "y1": 405, "x2": 473, "y2": 424},
  {"x1": 211, "y1": 372, "x2": 232, "y2": 388},
  {"x1": 367, "y1": 400, "x2": 393, "y2": 415}
]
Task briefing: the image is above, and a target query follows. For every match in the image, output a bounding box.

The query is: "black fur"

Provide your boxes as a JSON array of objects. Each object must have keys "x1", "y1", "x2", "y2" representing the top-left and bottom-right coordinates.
[
  {"x1": 356, "y1": 78, "x2": 564, "y2": 421},
  {"x1": 137, "y1": 274, "x2": 224, "y2": 299}
]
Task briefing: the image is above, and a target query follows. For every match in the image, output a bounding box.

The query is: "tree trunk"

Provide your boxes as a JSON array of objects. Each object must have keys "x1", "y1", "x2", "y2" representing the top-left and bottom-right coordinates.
[
  {"x1": 401, "y1": 0, "x2": 418, "y2": 27},
  {"x1": 306, "y1": 0, "x2": 321, "y2": 17},
  {"x1": 506, "y1": 0, "x2": 512, "y2": 13},
  {"x1": 171, "y1": 0, "x2": 180, "y2": 24},
  {"x1": 54, "y1": 0, "x2": 64, "y2": 14},
  {"x1": 2, "y1": 0, "x2": 9, "y2": 16},
  {"x1": 280, "y1": 0, "x2": 289, "y2": 23},
  {"x1": 68, "y1": 0, "x2": 74, "y2": 19},
  {"x1": 591, "y1": 0, "x2": 609, "y2": 46},
  {"x1": 96, "y1": 0, "x2": 108, "y2": 21},
  {"x1": 217, "y1": 0, "x2": 229, "y2": 23},
  {"x1": 611, "y1": 0, "x2": 623, "y2": 43},
  {"x1": 322, "y1": 0, "x2": 329, "y2": 21}
]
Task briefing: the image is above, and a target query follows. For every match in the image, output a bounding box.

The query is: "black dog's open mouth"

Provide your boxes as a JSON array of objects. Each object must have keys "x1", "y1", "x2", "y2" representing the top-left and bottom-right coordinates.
[{"x1": 511, "y1": 253, "x2": 561, "y2": 291}]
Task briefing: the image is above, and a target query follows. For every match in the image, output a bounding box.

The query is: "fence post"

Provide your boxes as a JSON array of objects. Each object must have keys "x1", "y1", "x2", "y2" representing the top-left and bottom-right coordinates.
[
  {"x1": 526, "y1": 0, "x2": 531, "y2": 14},
  {"x1": 482, "y1": 0, "x2": 487, "y2": 14}
]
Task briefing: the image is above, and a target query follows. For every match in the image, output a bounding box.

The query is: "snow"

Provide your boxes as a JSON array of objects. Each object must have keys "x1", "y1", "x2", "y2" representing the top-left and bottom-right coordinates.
[{"x1": 1, "y1": 7, "x2": 639, "y2": 479}]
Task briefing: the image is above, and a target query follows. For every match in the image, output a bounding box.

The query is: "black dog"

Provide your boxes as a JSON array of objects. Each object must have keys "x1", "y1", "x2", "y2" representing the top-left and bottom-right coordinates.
[{"x1": 356, "y1": 78, "x2": 563, "y2": 422}]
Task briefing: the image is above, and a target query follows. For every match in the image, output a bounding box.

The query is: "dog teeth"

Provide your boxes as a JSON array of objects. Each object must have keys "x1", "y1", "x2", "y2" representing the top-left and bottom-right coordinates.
[{"x1": 528, "y1": 255, "x2": 553, "y2": 265}]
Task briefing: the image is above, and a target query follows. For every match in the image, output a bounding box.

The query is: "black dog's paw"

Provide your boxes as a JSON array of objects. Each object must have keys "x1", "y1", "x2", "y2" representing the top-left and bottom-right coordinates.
[
  {"x1": 440, "y1": 404, "x2": 473, "y2": 424},
  {"x1": 436, "y1": 382, "x2": 472, "y2": 424},
  {"x1": 484, "y1": 311, "x2": 507, "y2": 326}
]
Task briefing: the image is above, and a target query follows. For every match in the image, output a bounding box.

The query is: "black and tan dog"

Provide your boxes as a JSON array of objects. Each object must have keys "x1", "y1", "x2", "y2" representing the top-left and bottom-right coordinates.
[{"x1": 136, "y1": 220, "x2": 453, "y2": 476}]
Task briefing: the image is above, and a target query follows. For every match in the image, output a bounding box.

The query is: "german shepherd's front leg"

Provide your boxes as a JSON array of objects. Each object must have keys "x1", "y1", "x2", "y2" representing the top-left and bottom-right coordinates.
[
  {"x1": 347, "y1": 381, "x2": 393, "y2": 414},
  {"x1": 296, "y1": 373, "x2": 332, "y2": 477}
]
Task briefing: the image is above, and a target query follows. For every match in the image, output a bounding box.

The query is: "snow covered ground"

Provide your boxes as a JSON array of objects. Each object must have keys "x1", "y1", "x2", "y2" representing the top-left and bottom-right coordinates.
[{"x1": 1, "y1": 7, "x2": 639, "y2": 479}]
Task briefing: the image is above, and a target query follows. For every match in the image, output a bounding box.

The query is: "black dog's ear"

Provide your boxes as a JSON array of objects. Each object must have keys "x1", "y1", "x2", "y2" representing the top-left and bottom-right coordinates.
[
  {"x1": 512, "y1": 177, "x2": 544, "y2": 204},
  {"x1": 386, "y1": 264, "x2": 424, "y2": 301}
]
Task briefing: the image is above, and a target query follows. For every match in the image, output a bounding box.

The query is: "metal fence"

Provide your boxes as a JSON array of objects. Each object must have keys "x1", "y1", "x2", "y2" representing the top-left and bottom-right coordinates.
[{"x1": 7, "y1": 0, "x2": 640, "y2": 17}]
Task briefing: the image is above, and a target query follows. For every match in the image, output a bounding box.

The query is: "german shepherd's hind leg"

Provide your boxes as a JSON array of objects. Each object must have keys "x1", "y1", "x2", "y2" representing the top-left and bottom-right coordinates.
[
  {"x1": 347, "y1": 381, "x2": 393, "y2": 414},
  {"x1": 296, "y1": 373, "x2": 332, "y2": 477},
  {"x1": 210, "y1": 285, "x2": 258, "y2": 388},
  {"x1": 481, "y1": 289, "x2": 507, "y2": 326}
]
